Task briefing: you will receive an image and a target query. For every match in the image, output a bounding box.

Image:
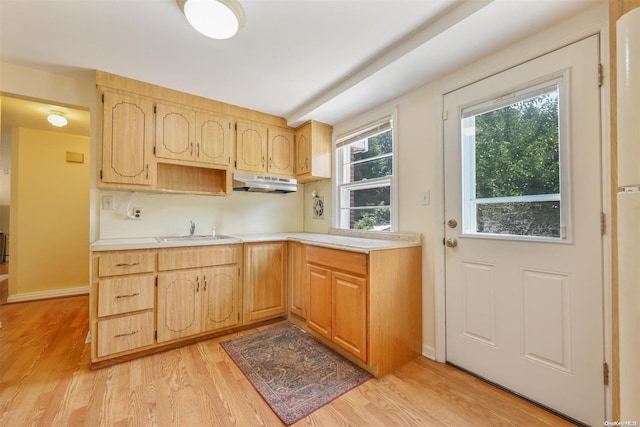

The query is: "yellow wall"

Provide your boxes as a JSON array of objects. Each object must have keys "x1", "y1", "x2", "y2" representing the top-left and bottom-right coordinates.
[{"x1": 9, "y1": 128, "x2": 90, "y2": 298}]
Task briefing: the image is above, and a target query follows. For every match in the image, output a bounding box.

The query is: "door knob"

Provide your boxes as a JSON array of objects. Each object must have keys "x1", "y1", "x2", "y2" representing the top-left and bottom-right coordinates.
[
  {"x1": 447, "y1": 219, "x2": 458, "y2": 228},
  {"x1": 445, "y1": 238, "x2": 458, "y2": 248}
]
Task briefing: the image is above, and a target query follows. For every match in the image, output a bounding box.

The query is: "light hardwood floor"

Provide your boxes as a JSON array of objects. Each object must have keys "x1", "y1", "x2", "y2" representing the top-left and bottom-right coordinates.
[{"x1": 0, "y1": 296, "x2": 576, "y2": 426}]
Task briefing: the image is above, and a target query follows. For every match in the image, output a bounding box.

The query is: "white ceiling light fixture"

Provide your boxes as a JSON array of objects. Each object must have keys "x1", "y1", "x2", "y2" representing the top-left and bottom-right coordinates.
[
  {"x1": 47, "y1": 111, "x2": 67, "y2": 127},
  {"x1": 177, "y1": 0, "x2": 245, "y2": 40}
]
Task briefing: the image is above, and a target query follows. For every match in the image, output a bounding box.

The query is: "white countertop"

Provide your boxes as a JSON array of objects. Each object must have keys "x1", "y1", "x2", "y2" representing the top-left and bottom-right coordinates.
[{"x1": 90, "y1": 231, "x2": 421, "y2": 253}]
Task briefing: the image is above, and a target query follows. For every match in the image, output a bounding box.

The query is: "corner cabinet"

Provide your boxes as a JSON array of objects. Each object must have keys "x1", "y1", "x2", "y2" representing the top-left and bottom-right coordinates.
[
  {"x1": 243, "y1": 242, "x2": 288, "y2": 323},
  {"x1": 288, "y1": 241, "x2": 307, "y2": 318},
  {"x1": 100, "y1": 91, "x2": 155, "y2": 187},
  {"x1": 305, "y1": 244, "x2": 422, "y2": 377},
  {"x1": 295, "y1": 121, "x2": 332, "y2": 183}
]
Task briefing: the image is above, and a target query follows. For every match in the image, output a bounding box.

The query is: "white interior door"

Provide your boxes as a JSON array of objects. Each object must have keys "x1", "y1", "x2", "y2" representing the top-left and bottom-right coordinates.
[{"x1": 444, "y1": 35, "x2": 604, "y2": 425}]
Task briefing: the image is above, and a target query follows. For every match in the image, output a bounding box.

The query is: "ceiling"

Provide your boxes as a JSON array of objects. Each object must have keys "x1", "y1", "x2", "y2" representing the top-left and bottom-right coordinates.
[{"x1": 0, "y1": 0, "x2": 603, "y2": 132}]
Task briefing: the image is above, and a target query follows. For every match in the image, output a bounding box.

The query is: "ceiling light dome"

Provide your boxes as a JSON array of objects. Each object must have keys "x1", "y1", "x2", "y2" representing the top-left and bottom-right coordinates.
[
  {"x1": 178, "y1": 0, "x2": 245, "y2": 40},
  {"x1": 47, "y1": 112, "x2": 68, "y2": 127}
]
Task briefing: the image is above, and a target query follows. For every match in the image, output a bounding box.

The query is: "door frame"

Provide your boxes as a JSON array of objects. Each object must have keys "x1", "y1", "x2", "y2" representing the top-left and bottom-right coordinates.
[{"x1": 432, "y1": 29, "x2": 613, "y2": 420}]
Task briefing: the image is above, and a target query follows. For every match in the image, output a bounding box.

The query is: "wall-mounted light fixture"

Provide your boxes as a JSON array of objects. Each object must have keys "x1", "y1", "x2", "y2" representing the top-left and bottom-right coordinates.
[
  {"x1": 177, "y1": 0, "x2": 245, "y2": 40},
  {"x1": 47, "y1": 111, "x2": 67, "y2": 127}
]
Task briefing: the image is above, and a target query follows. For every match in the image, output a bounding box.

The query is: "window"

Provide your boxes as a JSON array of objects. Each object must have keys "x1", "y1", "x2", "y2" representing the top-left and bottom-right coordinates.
[
  {"x1": 336, "y1": 116, "x2": 395, "y2": 231},
  {"x1": 461, "y1": 79, "x2": 567, "y2": 239}
]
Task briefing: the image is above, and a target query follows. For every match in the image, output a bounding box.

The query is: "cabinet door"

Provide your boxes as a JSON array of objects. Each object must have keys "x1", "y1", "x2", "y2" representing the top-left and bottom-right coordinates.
[
  {"x1": 288, "y1": 241, "x2": 307, "y2": 318},
  {"x1": 306, "y1": 265, "x2": 332, "y2": 341},
  {"x1": 202, "y1": 265, "x2": 241, "y2": 331},
  {"x1": 268, "y1": 127, "x2": 294, "y2": 176},
  {"x1": 332, "y1": 271, "x2": 367, "y2": 362},
  {"x1": 101, "y1": 92, "x2": 154, "y2": 186},
  {"x1": 236, "y1": 120, "x2": 268, "y2": 173},
  {"x1": 196, "y1": 112, "x2": 232, "y2": 166},
  {"x1": 155, "y1": 102, "x2": 195, "y2": 162},
  {"x1": 157, "y1": 270, "x2": 202, "y2": 342},
  {"x1": 295, "y1": 123, "x2": 311, "y2": 176},
  {"x1": 243, "y1": 242, "x2": 287, "y2": 323}
]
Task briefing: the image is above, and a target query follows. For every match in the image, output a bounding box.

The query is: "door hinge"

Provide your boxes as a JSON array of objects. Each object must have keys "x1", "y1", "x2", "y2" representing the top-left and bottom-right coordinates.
[
  {"x1": 99, "y1": 170, "x2": 103, "y2": 180},
  {"x1": 101, "y1": 94, "x2": 104, "y2": 103},
  {"x1": 441, "y1": 110, "x2": 449, "y2": 121},
  {"x1": 153, "y1": 105, "x2": 156, "y2": 114},
  {"x1": 601, "y1": 212, "x2": 606, "y2": 235},
  {"x1": 155, "y1": 330, "x2": 158, "y2": 340},
  {"x1": 235, "y1": 123, "x2": 238, "y2": 131},
  {"x1": 598, "y1": 64, "x2": 604, "y2": 87},
  {"x1": 153, "y1": 146, "x2": 156, "y2": 155},
  {"x1": 237, "y1": 312, "x2": 240, "y2": 321},
  {"x1": 155, "y1": 277, "x2": 158, "y2": 286},
  {"x1": 603, "y1": 361, "x2": 609, "y2": 385}
]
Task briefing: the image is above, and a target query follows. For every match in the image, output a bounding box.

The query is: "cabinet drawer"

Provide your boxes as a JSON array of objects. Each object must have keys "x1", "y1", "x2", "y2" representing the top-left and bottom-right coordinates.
[
  {"x1": 158, "y1": 244, "x2": 240, "y2": 271},
  {"x1": 98, "y1": 274, "x2": 155, "y2": 317},
  {"x1": 98, "y1": 251, "x2": 155, "y2": 277},
  {"x1": 97, "y1": 311, "x2": 154, "y2": 357},
  {"x1": 306, "y1": 246, "x2": 368, "y2": 276}
]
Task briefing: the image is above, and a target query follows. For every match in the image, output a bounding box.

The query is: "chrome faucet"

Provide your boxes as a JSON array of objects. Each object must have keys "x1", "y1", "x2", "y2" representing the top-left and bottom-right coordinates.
[{"x1": 189, "y1": 220, "x2": 196, "y2": 237}]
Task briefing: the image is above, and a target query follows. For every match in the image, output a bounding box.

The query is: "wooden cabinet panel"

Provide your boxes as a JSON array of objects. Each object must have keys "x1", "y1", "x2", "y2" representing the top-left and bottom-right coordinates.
[
  {"x1": 98, "y1": 274, "x2": 155, "y2": 317},
  {"x1": 157, "y1": 245, "x2": 240, "y2": 271},
  {"x1": 306, "y1": 246, "x2": 367, "y2": 276},
  {"x1": 202, "y1": 265, "x2": 241, "y2": 331},
  {"x1": 98, "y1": 250, "x2": 155, "y2": 277},
  {"x1": 306, "y1": 265, "x2": 332, "y2": 341},
  {"x1": 155, "y1": 102, "x2": 194, "y2": 162},
  {"x1": 332, "y1": 271, "x2": 367, "y2": 362},
  {"x1": 295, "y1": 121, "x2": 332, "y2": 183},
  {"x1": 157, "y1": 270, "x2": 202, "y2": 343},
  {"x1": 243, "y1": 242, "x2": 287, "y2": 323},
  {"x1": 101, "y1": 91, "x2": 155, "y2": 186},
  {"x1": 268, "y1": 127, "x2": 294, "y2": 176},
  {"x1": 236, "y1": 120, "x2": 268, "y2": 173},
  {"x1": 97, "y1": 311, "x2": 154, "y2": 357},
  {"x1": 196, "y1": 112, "x2": 232, "y2": 166},
  {"x1": 288, "y1": 241, "x2": 307, "y2": 318}
]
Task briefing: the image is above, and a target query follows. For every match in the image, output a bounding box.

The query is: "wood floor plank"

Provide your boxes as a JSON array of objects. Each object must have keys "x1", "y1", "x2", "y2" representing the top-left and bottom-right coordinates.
[{"x1": 0, "y1": 296, "x2": 578, "y2": 426}]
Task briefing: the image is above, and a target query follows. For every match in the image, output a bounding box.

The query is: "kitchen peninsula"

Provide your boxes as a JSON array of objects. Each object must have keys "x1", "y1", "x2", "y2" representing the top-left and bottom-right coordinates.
[{"x1": 90, "y1": 230, "x2": 422, "y2": 377}]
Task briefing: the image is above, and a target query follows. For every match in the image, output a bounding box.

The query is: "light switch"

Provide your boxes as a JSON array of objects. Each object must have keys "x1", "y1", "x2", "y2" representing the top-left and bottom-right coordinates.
[
  {"x1": 421, "y1": 191, "x2": 430, "y2": 206},
  {"x1": 102, "y1": 195, "x2": 114, "y2": 210}
]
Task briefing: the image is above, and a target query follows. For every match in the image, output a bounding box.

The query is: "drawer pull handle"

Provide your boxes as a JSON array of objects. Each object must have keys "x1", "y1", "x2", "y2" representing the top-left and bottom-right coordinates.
[
  {"x1": 114, "y1": 330, "x2": 139, "y2": 338},
  {"x1": 115, "y1": 262, "x2": 141, "y2": 267},
  {"x1": 115, "y1": 292, "x2": 140, "y2": 299}
]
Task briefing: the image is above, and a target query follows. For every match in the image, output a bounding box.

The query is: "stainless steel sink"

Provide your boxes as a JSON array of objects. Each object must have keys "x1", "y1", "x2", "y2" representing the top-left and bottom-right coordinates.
[{"x1": 155, "y1": 234, "x2": 234, "y2": 242}]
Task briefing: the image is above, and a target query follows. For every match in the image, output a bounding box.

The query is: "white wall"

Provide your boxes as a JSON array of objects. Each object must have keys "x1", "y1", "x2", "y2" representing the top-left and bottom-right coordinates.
[{"x1": 98, "y1": 189, "x2": 303, "y2": 238}]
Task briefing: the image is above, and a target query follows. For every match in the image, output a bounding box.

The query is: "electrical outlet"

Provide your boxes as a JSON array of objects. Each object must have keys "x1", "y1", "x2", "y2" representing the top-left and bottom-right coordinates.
[
  {"x1": 133, "y1": 207, "x2": 142, "y2": 219},
  {"x1": 102, "y1": 195, "x2": 114, "y2": 210}
]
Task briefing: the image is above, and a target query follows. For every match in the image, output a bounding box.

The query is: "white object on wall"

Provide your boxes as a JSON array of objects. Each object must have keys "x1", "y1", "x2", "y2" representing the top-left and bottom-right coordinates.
[{"x1": 617, "y1": 7, "x2": 640, "y2": 187}]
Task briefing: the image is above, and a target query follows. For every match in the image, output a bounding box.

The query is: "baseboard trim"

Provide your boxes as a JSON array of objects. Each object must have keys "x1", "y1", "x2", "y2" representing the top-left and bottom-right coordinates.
[
  {"x1": 422, "y1": 344, "x2": 436, "y2": 360},
  {"x1": 7, "y1": 286, "x2": 89, "y2": 303}
]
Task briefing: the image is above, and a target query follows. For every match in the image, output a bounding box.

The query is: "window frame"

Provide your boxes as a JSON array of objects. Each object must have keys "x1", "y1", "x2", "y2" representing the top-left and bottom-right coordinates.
[
  {"x1": 334, "y1": 111, "x2": 398, "y2": 232},
  {"x1": 460, "y1": 76, "x2": 571, "y2": 242}
]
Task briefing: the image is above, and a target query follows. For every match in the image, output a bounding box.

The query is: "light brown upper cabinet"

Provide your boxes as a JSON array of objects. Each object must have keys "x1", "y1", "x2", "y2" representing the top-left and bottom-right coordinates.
[
  {"x1": 295, "y1": 121, "x2": 332, "y2": 183},
  {"x1": 268, "y1": 127, "x2": 295, "y2": 176},
  {"x1": 236, "y1": 120, "x2": 295, "y2": 177},
  {"x1": 100, "y1": 90, "x2": 155, "y2": 187},
  {"x1": 155, "y1": 102, "x2": 232, "y2": 167},
  {"x1": 236, "y1": 120, "x2": 268, "y2": 173}
]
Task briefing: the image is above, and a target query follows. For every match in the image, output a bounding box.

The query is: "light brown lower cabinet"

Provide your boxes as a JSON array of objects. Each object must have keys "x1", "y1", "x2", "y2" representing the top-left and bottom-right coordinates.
[
  {"x1": 288, "y1": 241, "x2": 307, "y2": 318},
  {"x1": 157, "y1": 265, "x2": 241, "y2": 343},
  {"x1": 305, "y1": 244, "x2": 422, "y2": 377},
  {"x1": 243, "y1": 241, "x2": 287, "y2": 324},
  {"x1": 91, "y1": 244, "x2": 241, "y2": 364}
]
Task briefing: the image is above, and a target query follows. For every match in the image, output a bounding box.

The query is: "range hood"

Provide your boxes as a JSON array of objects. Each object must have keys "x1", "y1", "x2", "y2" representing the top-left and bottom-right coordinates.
[{"x1": 233, "y1": 173, "x2": 297, "y2": 194}]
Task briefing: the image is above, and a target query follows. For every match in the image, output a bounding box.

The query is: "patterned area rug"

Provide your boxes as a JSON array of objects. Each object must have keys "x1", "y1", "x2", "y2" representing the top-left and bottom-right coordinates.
[{"x1": 220, "y1": 323, "x2": 372, "y2": 425}]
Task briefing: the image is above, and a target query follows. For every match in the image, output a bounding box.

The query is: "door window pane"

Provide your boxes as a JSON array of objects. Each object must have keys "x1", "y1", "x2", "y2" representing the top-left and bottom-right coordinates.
[{"x1": 462, "y1": 83, "x2": 563, "y2": 238}]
